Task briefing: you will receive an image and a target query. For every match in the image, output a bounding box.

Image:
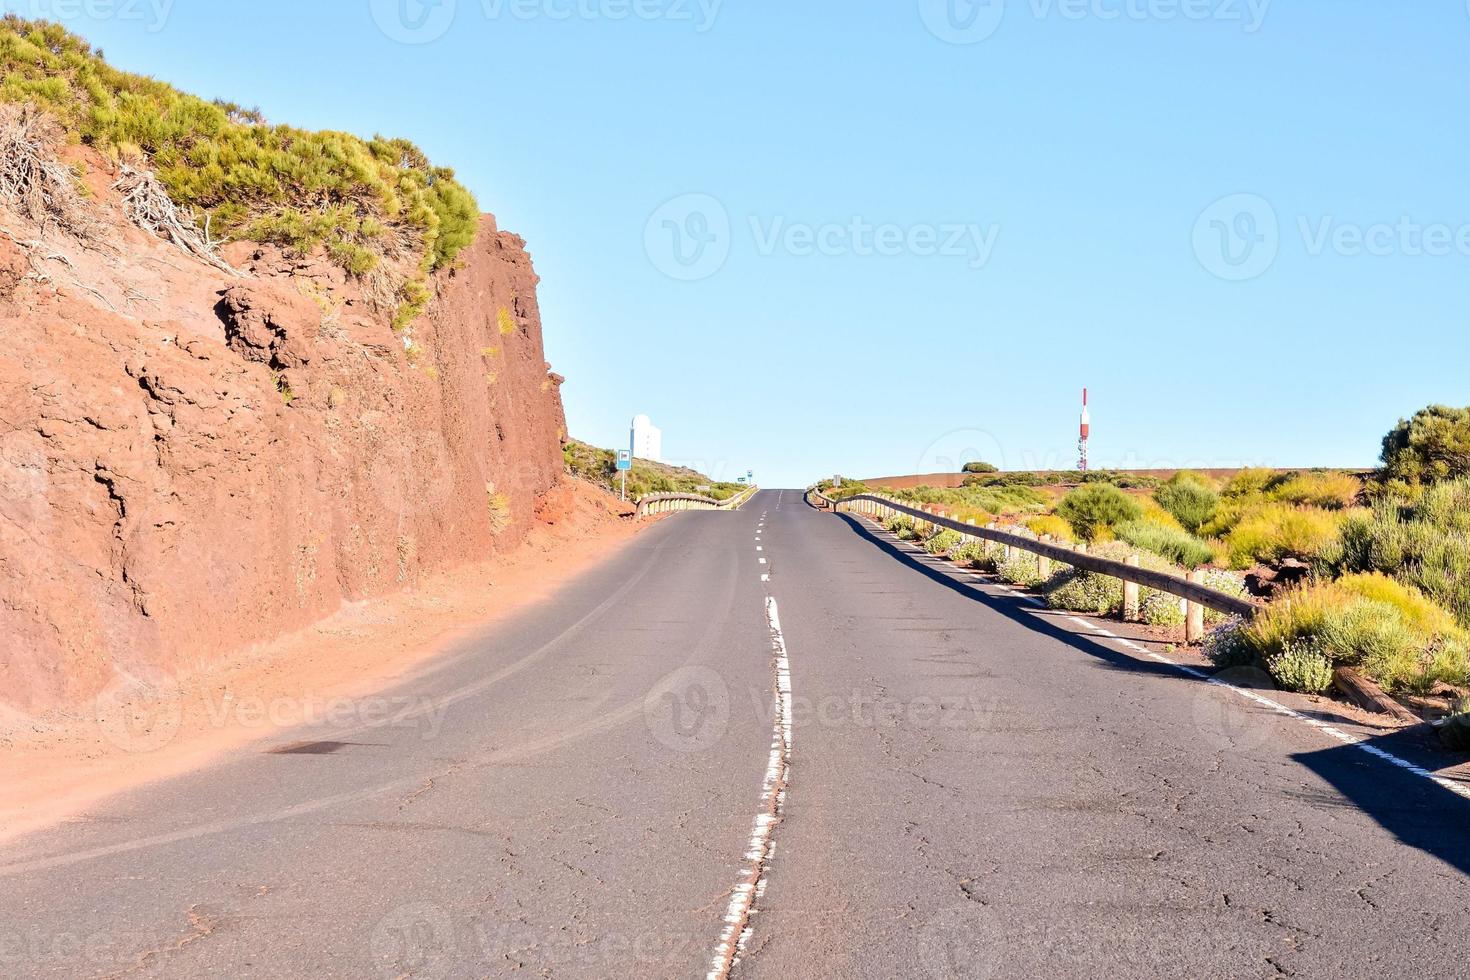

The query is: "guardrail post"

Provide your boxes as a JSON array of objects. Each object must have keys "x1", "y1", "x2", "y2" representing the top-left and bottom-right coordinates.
[
  {"x1": 1186, "y1": 569, "x2": 1206, "y2": 643},
  {"x1": 1037, "y1": 537, "x2": 1053, "y2": 578},
  {"x1": 1123, "y1": 554, "x2": 1141, "y2": 622}
]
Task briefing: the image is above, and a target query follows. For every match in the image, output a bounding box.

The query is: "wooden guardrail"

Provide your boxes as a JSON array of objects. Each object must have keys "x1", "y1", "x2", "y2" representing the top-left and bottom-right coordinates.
[
  {"x1": 809, "y1": 489, "x2": 1261, "y2": 639},
  {"x1": 636, "y1": 485, "x2": 758, "y2": 518}
]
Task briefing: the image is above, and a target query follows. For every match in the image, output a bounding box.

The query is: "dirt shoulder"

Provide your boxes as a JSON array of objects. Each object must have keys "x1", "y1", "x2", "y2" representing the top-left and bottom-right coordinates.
[{"x1": 0, "y1": 479, "x2": 645, "y2": 846}]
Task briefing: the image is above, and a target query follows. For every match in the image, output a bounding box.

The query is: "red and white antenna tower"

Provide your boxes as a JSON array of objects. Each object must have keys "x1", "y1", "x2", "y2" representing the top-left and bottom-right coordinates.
[{"x1": 1078, "y1": 388, "x2": 1091, "y2": 472}]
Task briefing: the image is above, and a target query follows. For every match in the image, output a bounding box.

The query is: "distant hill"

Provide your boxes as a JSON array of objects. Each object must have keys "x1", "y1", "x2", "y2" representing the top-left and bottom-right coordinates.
[{"x1": 564, "y1": 439, "x2": 746, "y2": 501}]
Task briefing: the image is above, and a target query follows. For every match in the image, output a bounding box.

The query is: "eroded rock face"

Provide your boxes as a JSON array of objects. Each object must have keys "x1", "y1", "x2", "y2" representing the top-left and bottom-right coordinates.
[
  {"x1": 217, "y1": 283, "x2": 321, "y2": 368},
  {"x1": 0, "y1": 170, "x2": 568, "y2": 713}
]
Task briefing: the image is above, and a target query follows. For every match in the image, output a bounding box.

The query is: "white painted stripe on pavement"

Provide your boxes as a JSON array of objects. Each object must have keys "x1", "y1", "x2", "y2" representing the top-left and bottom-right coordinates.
[
  {"x1": 707, "y1": 592, "x2": 793, "y2": 980},
  {"x1": 1059, "y1": 617, "x2": 1470, "y2": 801}
]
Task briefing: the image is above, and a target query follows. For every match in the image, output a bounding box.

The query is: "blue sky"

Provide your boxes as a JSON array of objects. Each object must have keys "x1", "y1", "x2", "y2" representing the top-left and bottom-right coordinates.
[{"x1": 28, "y1": 0, "x2": 1470, "y2": 487}]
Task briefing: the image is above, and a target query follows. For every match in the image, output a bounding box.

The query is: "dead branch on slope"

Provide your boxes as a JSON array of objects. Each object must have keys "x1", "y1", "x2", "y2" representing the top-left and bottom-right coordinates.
[{"x1": 113, "y1": 164, "x2": 237, "y2": 274}]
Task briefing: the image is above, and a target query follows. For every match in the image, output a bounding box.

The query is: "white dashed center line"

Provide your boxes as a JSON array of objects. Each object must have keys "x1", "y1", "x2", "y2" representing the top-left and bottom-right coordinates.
[{"x1": 708, "y1": 508, "x2": 794, "y2": 979}]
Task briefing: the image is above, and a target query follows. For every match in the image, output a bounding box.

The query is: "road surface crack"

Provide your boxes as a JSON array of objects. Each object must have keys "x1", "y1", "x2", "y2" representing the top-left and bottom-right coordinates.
[{"x1": 106, "y1": 905, "x2": 219, "y2": 978}]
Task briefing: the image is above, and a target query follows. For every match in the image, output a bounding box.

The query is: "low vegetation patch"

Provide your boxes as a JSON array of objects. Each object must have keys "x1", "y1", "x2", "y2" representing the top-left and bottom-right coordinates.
[
  {"x1": 1114, "y1": 519, "x2": 1215, "y2": 569},
  {"x1": 924, "y1": 529, "x2": 964, "y2": 555},
  {"x1": 1237, "y1": 577, "x2": 1469, "y2": 694},
  {"x1": 997, "y1": 551, "x2": 1050, "y2": 588},
  {"x1": 888, "y1": 483, "x2": 1048, "y2": 519},
  {"x1": 948, "y1": 540, "x2": 990, "y2": 569},
  {"x1": 1043, "y1": 542, "x2": 1174, "y2": 616},
  {"x1": 1223, "y1": 503, "x2": 1351, "y2": 570}
]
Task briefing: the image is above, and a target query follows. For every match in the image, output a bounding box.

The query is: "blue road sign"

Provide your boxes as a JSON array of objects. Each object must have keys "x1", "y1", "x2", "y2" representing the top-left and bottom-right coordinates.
[{"x1": 617, "y1": 449, "x2": 633, "y2": 472}]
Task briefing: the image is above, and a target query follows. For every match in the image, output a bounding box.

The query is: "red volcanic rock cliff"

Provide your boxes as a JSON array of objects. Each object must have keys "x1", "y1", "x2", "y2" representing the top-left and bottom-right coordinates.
[{"x1": 0, "y1": 157, "x2": 568, "y2": 713}]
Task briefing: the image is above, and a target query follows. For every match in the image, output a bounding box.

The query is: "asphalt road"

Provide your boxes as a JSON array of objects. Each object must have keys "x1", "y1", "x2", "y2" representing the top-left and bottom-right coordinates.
[{"x1": 3, "y1": 489, "x2": 1469, "y2": 978}]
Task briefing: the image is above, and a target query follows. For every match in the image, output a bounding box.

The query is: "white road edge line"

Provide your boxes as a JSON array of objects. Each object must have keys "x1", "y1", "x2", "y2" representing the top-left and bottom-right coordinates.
[
  {"x1": 1058, "y1": 617, "x2": 1470, "y2": 801},
  {"x1": 707, "y1": 592, "x2": 793, "y2": 979},
  {"x1": 871, "y1": 518, "x2": 1470, "y2": 803}
]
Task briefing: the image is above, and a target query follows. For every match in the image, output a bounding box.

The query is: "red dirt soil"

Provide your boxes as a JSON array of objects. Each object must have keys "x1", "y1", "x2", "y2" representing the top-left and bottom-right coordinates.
[{"x1": 0, "y1": 477, "x2": 643, "y2": 846}]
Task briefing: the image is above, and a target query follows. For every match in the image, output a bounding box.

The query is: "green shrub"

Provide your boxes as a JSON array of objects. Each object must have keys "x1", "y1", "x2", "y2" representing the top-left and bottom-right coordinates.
[
  {"x1": 1082, "y1": 470, "x2": 1162, "y2": 490},
  {"x1": 967, "y1": 471, "x2": 1047, "y2": 488},
  {"x1": 1043, "y1": 542, "x2": 1176, "y2": 616},
  {"x1": 1114, "y1": 520, "x2": 1215, "y2": 569},
  {"x1": 1025, "y1": 514, "x2": 1075, "y2": 543},
  {"x1": 1336, "y1": 572, "x2": 1462, "y2": 636},
  {"x1": 1330, "y1": 481, "x2": 1470, "y2": 628},
  {"x1": 962, "y1": 461, "x2": 998, "y2": 474},
  {"x1": 1267, "y1": 637, "x2": 1335, "y2": 693},
  {"x1": 997, "y1": 551, "x2": 1049, "y2": 588},
  {"x1": 1222, "y1": 467, "x2": 1276, "y2": 499},
  {"x1": 1136, "y1": 499, "x2": 1186, "y2": 532},
  {"x1": 826, "y1": 481, "x2": 873, "y2": 501},
  {"x1": 1198, "y1": 569, "x2": 1249, "y2": 625},
  {"x1": 1203, "y1": 617, "x2": 1258, "y2": 669},
  {"x1": 1199, "y1": 499, "x2": 1254, "y2": 539},
  {"x1": 1154, "y1": 473, "x2": 1219, "y2": 533},
  {"x1": 1056, "y1": 484, "x2": 1144, "y2": 542},
  {"x1": 949, "y1": 540, "x2": 989, "y2": 568},
  {"x1": 1141, "y1": 592, "x2": 1186, "y2": 628},
  {"x1": 1224, "y1": 503, "x2": 1349, "y2": 569},
  {"x1": 1266, "y1": 471, "x2": 1361, "y2": 510},
  {"x1": 925, "y1": 529, "x2": 964, "y2": 555},
  {"x1": 886, "y1": 514, "x2": 917, "y2": 539},
  {"x1": 1241, "y1": 581, "x2": 1469, "y2": 694},
  {"x1": 1048, "y1": 570, "x2": 1124, "y2": 615},
  {"x1": 1381, "y1": 404, "x2": 1470, "y2": 486}
]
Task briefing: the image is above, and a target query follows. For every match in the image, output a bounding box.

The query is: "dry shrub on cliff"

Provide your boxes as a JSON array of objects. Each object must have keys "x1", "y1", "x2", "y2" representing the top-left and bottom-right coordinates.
[
  {"x1": 0, "y1": 103, "x2": 90, "y2": 237},
  {"x1": 113, "y1": 164, "x2": 233, "y2": 272}
]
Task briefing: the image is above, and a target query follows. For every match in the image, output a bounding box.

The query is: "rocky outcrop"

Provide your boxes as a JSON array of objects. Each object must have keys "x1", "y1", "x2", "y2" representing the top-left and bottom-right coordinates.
[{"x1": 0, "y1": 157, "x2": 568, "y2": 713}]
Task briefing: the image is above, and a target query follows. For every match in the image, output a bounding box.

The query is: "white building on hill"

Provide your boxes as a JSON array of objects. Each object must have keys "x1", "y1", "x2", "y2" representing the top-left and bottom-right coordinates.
[{"x1": 631, "y1": 415, "x2": 664, "y2": 463}]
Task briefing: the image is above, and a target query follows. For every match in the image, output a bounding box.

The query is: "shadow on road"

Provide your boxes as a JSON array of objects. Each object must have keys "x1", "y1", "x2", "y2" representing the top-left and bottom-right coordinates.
[
  {"x1": 1291, "y1": 733, "x2": 1470, "y2": 877},
  {"x1": 834, "y1": 512, "x2": 1470, "y2": 877}
]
